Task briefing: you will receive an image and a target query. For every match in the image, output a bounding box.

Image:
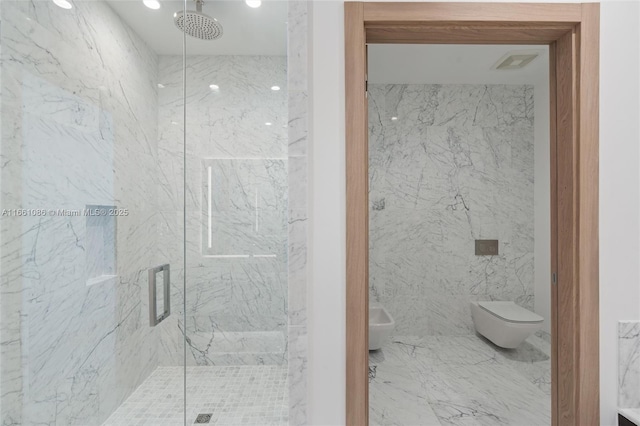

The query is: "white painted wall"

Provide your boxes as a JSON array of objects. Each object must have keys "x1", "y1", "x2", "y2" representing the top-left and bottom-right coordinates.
[
  {"x1": 600, "y1": 2, "x2": 640, "y2": 424},
  {"x1": 309, "y1": 1, "x2": 640, "y2": 425},
  {"x1": 309, "y1": 2, "x2": 346, "y2": 424}
]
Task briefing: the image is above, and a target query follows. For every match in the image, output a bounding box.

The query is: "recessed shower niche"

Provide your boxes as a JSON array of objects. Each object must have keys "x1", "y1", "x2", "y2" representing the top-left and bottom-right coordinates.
[{"x1": 85, "y1": 204, "x2": 117, "y2": 286}]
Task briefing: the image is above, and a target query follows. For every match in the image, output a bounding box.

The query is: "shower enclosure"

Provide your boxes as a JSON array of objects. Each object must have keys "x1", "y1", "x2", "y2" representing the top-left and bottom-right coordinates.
[{"x1": 0, "y1": 0, "x2": 309, "y2": 424}]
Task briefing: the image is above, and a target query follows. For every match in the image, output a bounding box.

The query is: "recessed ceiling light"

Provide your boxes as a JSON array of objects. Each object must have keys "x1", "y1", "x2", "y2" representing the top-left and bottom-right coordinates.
[
  {"x1": 492, "y1": 50, "x2": 539, "y2": 71},
  {"x1": 52, "y1": 0, "x2": 72, "y2": 9},
  {"x1": 157, "y1": 83, "x2": 166, "y2": 89},
  {"x1": 271, "y1": 86, "x2": 281, "y2": 91},
  {"x1": 265, "y1": 122, "x2": 272, "y2": 126},
  {"x1": 391, "y1": 116, "x2": 398, "y2": 121},
  {"x1": 246, "y1": 0, "x2": 261, "y2": 8},
  {"x1": 143, "y1": 0, "x2": 161, "y2": 10},
  {"x1": 209, "y1": 84, "x2": 219, "y2": 91}
]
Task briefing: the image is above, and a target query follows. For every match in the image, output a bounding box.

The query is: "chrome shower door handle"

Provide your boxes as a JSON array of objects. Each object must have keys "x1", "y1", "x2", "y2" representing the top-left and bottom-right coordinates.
[{"x1": 149, "y1": 264, "x2": 170, "y2": 326}]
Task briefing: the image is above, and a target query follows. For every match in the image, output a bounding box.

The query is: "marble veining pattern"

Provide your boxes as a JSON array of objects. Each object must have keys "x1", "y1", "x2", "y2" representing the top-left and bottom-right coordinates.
[
  {"x1": 1, "y1": 1, "x2": 160, "y2": 424},
  {"x1": 1, "y1": 1, "x2": 309, "y2": 424},
  {"x1": 287, "y1": 1, "x2": 309, "y2": 424},
  {"x1": 368, "y1": 84, "x2": 535, "y2": 336},
  {"x1": 370, "y1": 334, "x2": 551, "y2": 425},
  {"x1": 103, "y1": 366, "x2": 288, "y2": 426},
  {"x1": 155, "y1": 54, "x2": 289, "y2": 368},
  {"x1": 619, "y1": 321, "x2": 640, "y2": 408}
]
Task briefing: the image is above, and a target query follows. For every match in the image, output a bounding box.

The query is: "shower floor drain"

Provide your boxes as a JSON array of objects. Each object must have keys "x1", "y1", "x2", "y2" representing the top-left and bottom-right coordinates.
[{"x1": 194, "y1": 413, "x2": 212, "y2": 424}]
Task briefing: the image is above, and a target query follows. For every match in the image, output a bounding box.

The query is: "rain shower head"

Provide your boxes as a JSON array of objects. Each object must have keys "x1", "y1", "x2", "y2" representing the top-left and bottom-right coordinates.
[{"x1": 174, "y1": 0, "x2": 223, "y2": 41}]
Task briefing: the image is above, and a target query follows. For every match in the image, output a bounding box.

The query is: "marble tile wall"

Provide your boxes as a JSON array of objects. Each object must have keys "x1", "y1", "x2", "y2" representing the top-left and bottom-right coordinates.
[
  {"x1": 0, "y1": 1, "x2": 160, "y2": 425},
  {"x1": 368, "y1": 84, "x2": 535, "y2": 336},
  {"x1": 287, "y1": 1, "x2": 310, "y2": 423},
  {"x1": 154, "y1": 54, "x2": 289, "y2": 367},
  {"x1": 0, "y1": 1, "x2": 308, "y2": 424},
  {"x1": 619, "y1": 321, "x2": 640, "y2": 408},
  {"x1": 150, "y1": 4, "x2": 309, "y2": 421}
]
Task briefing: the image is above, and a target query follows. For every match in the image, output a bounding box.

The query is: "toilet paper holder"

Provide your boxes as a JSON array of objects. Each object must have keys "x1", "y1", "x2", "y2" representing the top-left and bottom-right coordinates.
[{"x1": 149, "y1": 264, "x2": 170, "y2": 326}]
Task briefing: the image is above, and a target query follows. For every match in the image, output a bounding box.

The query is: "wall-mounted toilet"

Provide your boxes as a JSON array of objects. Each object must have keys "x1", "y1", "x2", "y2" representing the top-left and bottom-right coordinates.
[
  {"x1": 470, "y1": 301, "x2": 543, "y2": 349},
  {"x1": 369, "y1": 306, "x2": 395, "y2": 350}
]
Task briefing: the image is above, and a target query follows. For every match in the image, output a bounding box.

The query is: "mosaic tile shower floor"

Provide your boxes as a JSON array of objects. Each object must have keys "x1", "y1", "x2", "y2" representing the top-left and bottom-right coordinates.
[
  {"x1": 103, "y1": 366, "x2": 288, "y2": 426},
  {"x1": 369, "y1": 333, "x2": 551, "y2": 426}
]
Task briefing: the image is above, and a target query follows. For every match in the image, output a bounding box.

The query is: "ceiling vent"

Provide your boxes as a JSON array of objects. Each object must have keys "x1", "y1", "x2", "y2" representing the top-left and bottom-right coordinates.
[{"x1": 492, "y1": 51, "x2": 539, "y2": 70}]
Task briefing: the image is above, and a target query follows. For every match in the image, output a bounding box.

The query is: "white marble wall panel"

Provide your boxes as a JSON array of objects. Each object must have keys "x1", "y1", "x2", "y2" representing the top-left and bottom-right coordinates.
[
  {"x1": 620, "y1": 321, "x2": 640, "y2": 408},
  {"x1": 369, "y1": 84, "x2": 535, "y2": 337},
  {"x1": 287, "y1": 1, "x2": 309, "y2": 423},
  {"x1": 1, "y1": 1, "x2": 160, "y2": 424},
  {"x1": 156, "y1": 54, "x2": 289, "y2": 366},
  {"x1": 202, "y1": 158, "x2": 288, "y2": 258},
  {"x1": 1, "y1": 2, "x2": 308, "y2": 424}
]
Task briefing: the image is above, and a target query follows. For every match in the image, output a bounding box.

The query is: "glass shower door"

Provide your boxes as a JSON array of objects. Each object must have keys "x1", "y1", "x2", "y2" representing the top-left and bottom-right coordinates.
[
  {"x1": 0, "y1": 0, "x2": 307, "y2": 423},
  {"x1": 0, "y1": 0, "x2": 188, "y2": 424},
  {"x1": 182, "y1": 1, "x2": 290, "y2": 424}
]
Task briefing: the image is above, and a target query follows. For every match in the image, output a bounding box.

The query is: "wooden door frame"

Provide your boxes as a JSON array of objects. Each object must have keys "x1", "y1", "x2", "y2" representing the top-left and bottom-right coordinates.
[{"x1": 345, "y1": 2, "x2": 600, "y2": 425}]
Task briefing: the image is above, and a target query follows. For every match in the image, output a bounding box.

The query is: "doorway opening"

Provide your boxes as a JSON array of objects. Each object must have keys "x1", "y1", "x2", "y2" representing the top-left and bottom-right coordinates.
[
  {"x1": 366, "y1": 43, "x2": 551, "y2": 425},
  {"x1": 345, "y1": 3, "x2": 600, "y2": 425}
]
